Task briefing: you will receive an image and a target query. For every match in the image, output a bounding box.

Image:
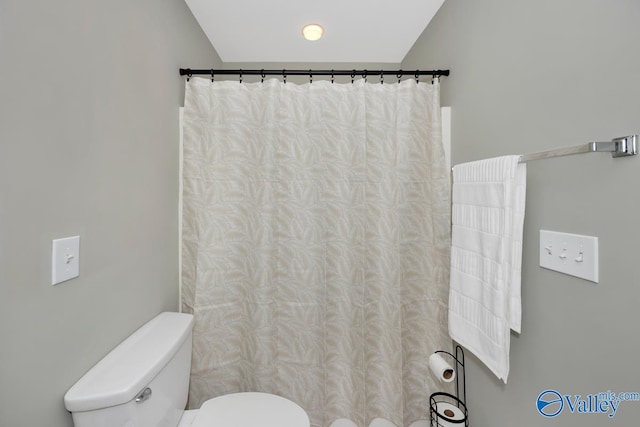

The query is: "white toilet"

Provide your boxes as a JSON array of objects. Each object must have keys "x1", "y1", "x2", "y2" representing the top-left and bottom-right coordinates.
[{"x1": 64, "y1": 312, "x2": 310, "y2": 427}]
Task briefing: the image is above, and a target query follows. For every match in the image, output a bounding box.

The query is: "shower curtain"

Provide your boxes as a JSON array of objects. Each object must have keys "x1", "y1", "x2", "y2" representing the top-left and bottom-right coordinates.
[{"x1": 181, "y1": 77, "x2": 451, "y2": 427}]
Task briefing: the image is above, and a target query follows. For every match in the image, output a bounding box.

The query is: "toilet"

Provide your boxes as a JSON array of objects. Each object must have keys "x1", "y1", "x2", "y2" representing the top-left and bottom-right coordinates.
[{"x1": 64, "y1": 312, "x2": 310, "y2": 427}]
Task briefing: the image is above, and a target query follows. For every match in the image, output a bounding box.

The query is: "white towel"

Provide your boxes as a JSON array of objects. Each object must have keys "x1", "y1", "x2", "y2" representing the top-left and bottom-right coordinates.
[{"x1": 448, "y1": 155, "x2": 526, "y2": 383}]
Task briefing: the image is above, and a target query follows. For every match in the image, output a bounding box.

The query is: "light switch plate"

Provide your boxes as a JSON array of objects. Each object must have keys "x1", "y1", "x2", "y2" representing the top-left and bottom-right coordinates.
[
  {"x1": 539, "y1": 230, "x2": 598, "y2": 283},
  {"x1": 52, "y1": 236, "x2": 80, "y2": 285}
]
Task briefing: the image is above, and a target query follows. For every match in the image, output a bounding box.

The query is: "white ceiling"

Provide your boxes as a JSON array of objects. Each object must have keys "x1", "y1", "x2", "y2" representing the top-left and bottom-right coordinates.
[{"x1": 184, "y1": 0, "x2": 446, "y2": 63}]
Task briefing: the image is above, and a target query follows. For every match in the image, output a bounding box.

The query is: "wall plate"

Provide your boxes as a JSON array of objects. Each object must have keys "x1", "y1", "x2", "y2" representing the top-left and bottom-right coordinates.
[
  {"x1": 539, "y1": 230, "x2": 598, "y2": 283},
  {"x1": 52, "y1": 236, "x2": 80, "y2": 285}
]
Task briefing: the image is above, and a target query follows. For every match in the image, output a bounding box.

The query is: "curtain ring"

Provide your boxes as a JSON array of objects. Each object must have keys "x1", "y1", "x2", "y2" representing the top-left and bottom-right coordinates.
[
  {"x1": 210, "y1": 69, "x2": 215, "y2": 83},
  {"x1": 351, "y1": 70, "x2": 356, "y2": 84},
  {"x1": 309, "y1": 69, "x2": 313, "y2": 84},
  {"x1": 380, "y1": 70, "x2": 384, "y2": 85},
  {"x1": 331, "y1": 69, "x2": 335, "y2": 84},
  {"x1": 363, "y1": 70, "x2": 368, "y2": 83},
  {"x1": 186, "y1": 73, "x2": 192, "y2": 82},
  {"x1": 283, "y1": 69, "x2": 287, "y2": 84},
  {"x1": 261, "y1": 69, "x2": 265, "y2": 83},
  {"x1": 239, "y1": 69, "x2": 243, "y2": 84},
  {"x1": 397, "y1": 70, "x2": 403, "y2": 83},
  {"x1": 432, "y1": 74, "x2": 440, "y2": 84},
  {"x1": 415, "y1": 70, "x2": 420, "y2": 83}
]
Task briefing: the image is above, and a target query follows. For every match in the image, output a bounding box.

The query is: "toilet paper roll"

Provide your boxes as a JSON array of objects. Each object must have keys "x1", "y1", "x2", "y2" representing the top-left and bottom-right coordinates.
[
  {"x1": 429, "y1": 353, "x2": 455, "y2": 383},
  {"x1": 434, "y1": 402, "x2": 465, "y2": 427}
]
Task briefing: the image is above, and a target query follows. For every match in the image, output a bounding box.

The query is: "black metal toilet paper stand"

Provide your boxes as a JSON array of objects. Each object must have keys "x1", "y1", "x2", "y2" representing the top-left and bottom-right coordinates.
[{"x1": 429, "y1": 345, "x2": 469, "y2": 426}]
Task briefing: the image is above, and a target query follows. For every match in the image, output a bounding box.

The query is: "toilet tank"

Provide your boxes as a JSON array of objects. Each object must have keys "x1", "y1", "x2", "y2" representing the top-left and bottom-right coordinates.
[{"x1": 64, "y1": 312, "x2": 195, "y2": 427}]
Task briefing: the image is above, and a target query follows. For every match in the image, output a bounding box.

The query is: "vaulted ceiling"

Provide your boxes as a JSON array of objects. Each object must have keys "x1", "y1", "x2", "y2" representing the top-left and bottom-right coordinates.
[{"x1": 184, "y1": 0, "x2": 446, "y2": 63}]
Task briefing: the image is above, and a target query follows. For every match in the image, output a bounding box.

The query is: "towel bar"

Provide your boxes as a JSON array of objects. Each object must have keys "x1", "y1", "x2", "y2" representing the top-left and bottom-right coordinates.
[{"x1": 519, "y1": 134, "x2": 637, "y2": 162}]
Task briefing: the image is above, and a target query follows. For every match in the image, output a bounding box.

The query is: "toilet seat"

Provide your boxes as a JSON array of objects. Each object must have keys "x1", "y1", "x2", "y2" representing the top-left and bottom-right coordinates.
[{"x1": 190, "y1": 392, "x2": 310, "y2": 427}]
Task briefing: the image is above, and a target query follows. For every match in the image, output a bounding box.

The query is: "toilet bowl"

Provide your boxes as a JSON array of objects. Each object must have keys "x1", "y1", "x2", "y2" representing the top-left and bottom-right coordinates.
[
  {"x1": 179, "y1": 392, "x2": 309, "y2": 427},
  {"x1": 64, "y1": 312, "x2": 309, "y2": 427}
]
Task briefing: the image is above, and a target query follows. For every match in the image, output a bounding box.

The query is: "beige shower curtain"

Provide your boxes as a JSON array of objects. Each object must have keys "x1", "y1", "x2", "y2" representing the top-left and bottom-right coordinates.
[{"x1": 181, "y1": 77, "x2": 451, "y2": 427}]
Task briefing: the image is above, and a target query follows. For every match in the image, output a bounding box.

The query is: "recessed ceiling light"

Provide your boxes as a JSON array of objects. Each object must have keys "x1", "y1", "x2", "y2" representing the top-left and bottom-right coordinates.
[{"x1": 302, "y1": 24, "x2": 324, "y2": 41}]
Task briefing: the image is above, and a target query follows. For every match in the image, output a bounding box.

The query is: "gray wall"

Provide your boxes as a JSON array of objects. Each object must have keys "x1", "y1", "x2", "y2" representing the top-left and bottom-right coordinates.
[
  {"x1": 0, "y1": 1, "x2": 220, "y2": 426},
  {"x1": 403, "y1": 0, "x2": 640, "y2": 426}
]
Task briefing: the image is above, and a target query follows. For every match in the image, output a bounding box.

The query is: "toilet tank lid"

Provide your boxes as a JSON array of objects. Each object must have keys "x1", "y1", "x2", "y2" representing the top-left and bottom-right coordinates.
[{"x1": 64, "y1": 312, "x2": 194, "y2": 413}]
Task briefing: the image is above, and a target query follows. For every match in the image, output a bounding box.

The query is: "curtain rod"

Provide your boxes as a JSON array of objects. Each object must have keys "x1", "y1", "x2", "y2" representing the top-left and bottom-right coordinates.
[{"x1": 179, "y1": 68, "x2": 449, "y2": 80}]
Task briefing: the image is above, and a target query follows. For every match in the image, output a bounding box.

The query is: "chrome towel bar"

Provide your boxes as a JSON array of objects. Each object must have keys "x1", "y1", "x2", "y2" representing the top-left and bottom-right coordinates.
[{"x1": 519, "y1": 135, "x2": 638, "y2": 162}]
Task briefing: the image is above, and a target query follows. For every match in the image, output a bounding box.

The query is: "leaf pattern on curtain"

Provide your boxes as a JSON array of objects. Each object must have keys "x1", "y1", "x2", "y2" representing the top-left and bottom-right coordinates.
[{"x1": 181, "y1": 78, "x2": 452, "y2": 427}]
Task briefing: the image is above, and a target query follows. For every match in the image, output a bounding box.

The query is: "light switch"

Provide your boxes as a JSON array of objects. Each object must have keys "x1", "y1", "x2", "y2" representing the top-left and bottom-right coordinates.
[
  {"x1": 539, "y1": 230, "x2": 598, "y2": 283},
  {"x1": 52, "y1": 236, "x2": 80, "y2": 285}
]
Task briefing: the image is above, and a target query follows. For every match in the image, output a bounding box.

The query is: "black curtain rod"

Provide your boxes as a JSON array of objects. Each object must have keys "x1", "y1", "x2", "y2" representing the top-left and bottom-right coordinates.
[{"x1": 179, "y1": 68, "x2": 449, "y2": 78}]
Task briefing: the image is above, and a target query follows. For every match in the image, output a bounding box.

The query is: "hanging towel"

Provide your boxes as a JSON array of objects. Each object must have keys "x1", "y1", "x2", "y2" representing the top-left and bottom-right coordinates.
[{"x1": 448, "y1": 155, "x2": 526, "y2": 383}]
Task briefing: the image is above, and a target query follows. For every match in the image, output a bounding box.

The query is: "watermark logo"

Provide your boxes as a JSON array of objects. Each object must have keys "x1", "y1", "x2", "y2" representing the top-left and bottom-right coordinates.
[
  {"x1": 536, "y1": 389, "x2": 640, "y2": 419},
  {"x1": 537, "y1": 390, "x2": 564, "y2": 417}
]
